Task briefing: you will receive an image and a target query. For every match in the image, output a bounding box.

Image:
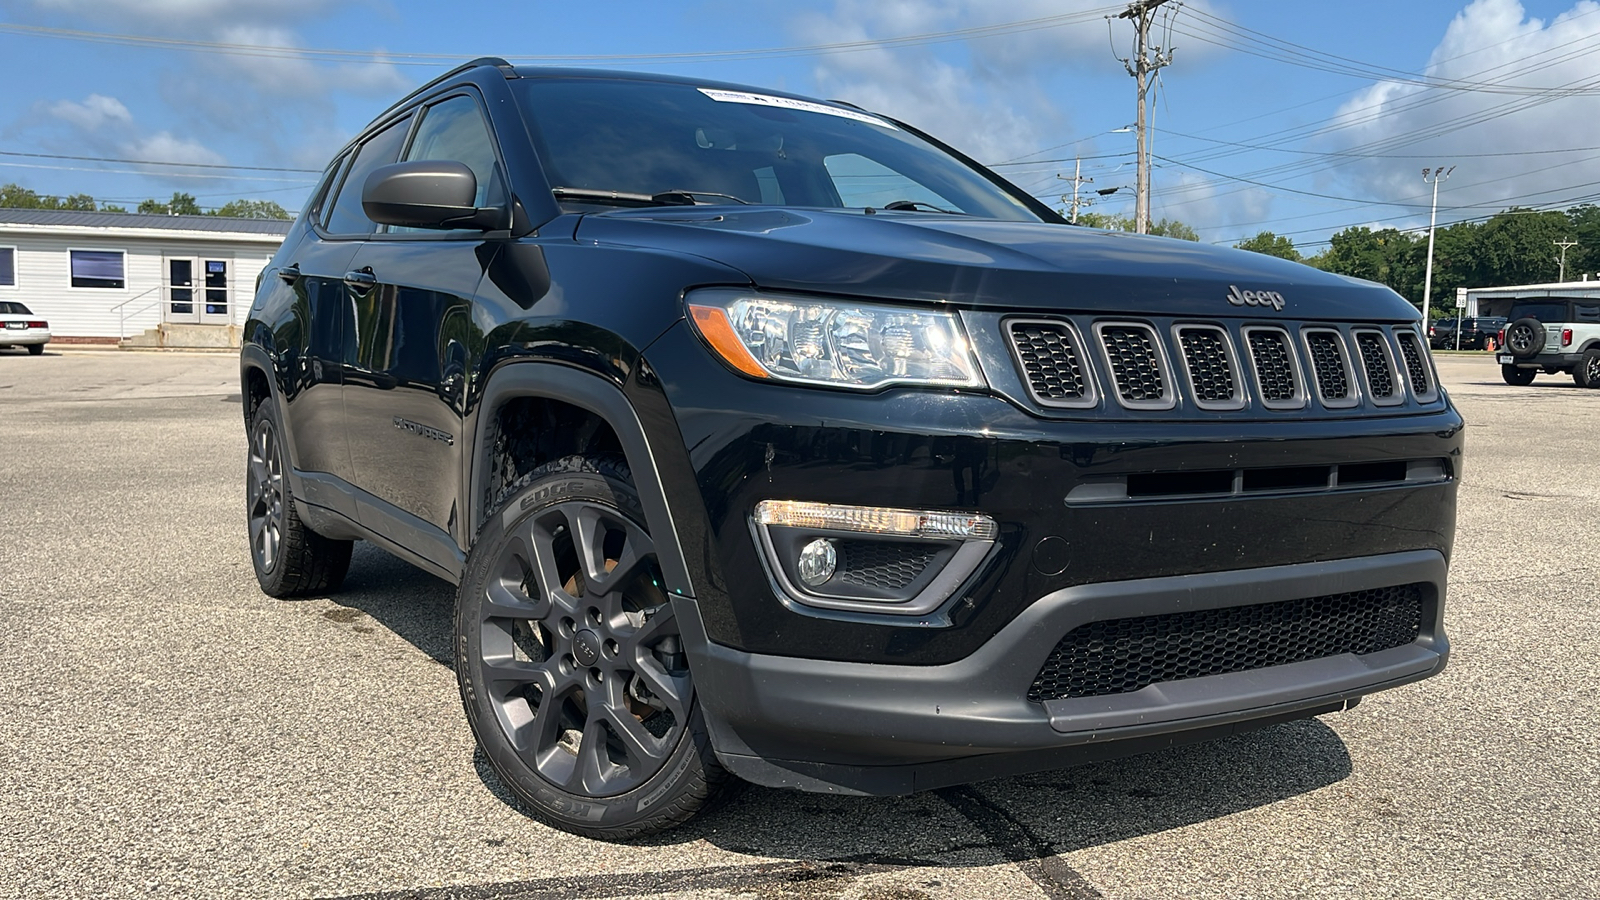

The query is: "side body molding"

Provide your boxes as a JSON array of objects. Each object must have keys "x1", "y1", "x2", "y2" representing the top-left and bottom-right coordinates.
[{"x1": 469, "y1": 361, "x2": 698, "y2": 600}]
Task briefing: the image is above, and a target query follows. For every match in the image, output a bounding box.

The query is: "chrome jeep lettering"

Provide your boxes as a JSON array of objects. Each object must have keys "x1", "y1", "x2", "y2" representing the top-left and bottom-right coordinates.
[{"x1": 1227, "y1": 285, "x2": 1287, "y2": 311}]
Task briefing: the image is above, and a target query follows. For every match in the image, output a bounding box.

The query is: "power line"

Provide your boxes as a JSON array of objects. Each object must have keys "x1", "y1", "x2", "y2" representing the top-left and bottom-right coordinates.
[{"x1": 0, "y1": 149, "x2": 320, "y2": 173}]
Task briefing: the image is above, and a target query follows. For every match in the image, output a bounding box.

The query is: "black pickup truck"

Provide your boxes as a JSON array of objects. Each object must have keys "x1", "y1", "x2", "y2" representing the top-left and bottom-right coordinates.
[{"x1": 240, "y1": 59, "x2": 1460, "y2": 839}]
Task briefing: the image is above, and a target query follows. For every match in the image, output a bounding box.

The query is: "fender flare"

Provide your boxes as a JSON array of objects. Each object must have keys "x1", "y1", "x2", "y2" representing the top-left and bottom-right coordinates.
[{"x1": 469, "y1": 361, "x2": 697, "y2": 600}]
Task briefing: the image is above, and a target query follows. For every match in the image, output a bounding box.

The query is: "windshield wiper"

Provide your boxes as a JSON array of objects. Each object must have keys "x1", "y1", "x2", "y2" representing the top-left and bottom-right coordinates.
[
  {"x1": 550, "y1": 187, "x2": 749, "y2": 207},
  {"x1": 880, "y1": 200, "x2": 964, "y2": 214}
]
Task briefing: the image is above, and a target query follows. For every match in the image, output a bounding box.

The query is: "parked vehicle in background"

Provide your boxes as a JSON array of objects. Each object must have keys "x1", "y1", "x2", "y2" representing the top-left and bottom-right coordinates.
[
  {"x1": 240, "y1": 59, "x2": 1462, "y2": 839},
  {"x1": 1496, "y1": 298, "x2": 1600, "y2": 386},
  {"x1": 1429, "y1": 316, "x2": 1505, "y2": 350},
  {"x1": 0, "y1": 301, "x2": 50, "y2": 354}
]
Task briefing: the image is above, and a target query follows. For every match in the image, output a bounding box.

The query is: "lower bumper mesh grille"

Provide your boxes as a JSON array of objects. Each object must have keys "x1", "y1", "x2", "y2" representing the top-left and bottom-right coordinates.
[{"x1": 1027, "y1": 583, "x2": 1425, "y2": 702}]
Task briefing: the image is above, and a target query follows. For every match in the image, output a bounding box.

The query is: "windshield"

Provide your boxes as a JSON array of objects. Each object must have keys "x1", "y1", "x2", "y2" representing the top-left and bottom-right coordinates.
[{"x1": 514, "y1": 78, "x2": 1042, "y2": 221}]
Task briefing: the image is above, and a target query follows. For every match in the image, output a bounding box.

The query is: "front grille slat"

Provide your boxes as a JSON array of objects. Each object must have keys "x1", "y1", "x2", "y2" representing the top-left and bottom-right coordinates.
[
  {"x1": 1354, "y1": 331, "x2": 1400, "y2": 402},
  {"x1": 1008, "y1": 320, "x2": 1095, "y2": 408},
  {"x1": 1027, "y1": 584, "x2": 1425, "y2": 702},
  {"x1": 1394, "y1": 330, "x2": 1436, "y2": 400},
  {"x1": 1176, "y1": 326, "x2": 1242, "y2": 408},
  {"x1": 1304, "y1": 330, "x2": 1354, "y2": 404},
  {"x1": 1098, "y1": 324, "x2": 1170, "y2": 407},
  {"x1": 1244, "y1": 327, "x2": 1302, "y2": 407}
]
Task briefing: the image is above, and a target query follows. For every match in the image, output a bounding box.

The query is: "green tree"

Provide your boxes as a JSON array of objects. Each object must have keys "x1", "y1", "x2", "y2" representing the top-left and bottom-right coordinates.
[
  {"x1": 138, "y1": 192, "x2": 202, "y2": 215},
  {"x1": 1235, "y1": 231, "x2": 1302, "y2": 261},
  {"x1": 1473, "y1": 208, "x2": 1569, "y2": 287},
  {"x1": 1075, "y1": 212, "x2": 1200, "y2": 241},
  {"x1": 211, "y1": 198, "x2": 289, "y2": 220},
  {"x1": 1309, "y1": 226, "x2": 1425, "y2": 308},
  {"x1": 0, "y1": 183, "x2": 101, "y2": 211}
]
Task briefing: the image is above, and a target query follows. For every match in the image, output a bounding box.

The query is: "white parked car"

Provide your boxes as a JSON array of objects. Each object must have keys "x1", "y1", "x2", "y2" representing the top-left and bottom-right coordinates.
[{"x1": 0, "y1": 301, "x2": 50, "y2": 355}]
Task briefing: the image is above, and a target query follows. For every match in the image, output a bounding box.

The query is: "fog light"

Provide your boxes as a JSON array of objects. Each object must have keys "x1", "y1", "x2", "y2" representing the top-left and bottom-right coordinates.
[{"x1": 796, "y1": 538, "x2": 837, "y2": 586}]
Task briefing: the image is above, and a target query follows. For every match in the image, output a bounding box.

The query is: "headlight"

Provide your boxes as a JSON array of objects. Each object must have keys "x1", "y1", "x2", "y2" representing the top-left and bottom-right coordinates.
[{"x1": 687, "y1": 289, "x2": 984, "y2": 390}]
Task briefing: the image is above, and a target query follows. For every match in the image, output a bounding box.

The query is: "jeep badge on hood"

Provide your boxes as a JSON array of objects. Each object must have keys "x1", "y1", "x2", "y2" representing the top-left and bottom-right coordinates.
[{"x1": 1227, "y1": 285, "x2": 1287, "y2": 311}]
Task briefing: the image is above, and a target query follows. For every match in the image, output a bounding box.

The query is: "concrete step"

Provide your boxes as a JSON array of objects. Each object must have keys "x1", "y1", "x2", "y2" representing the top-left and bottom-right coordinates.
[{"x1": 121, "y1": 324, "x2": 240, "y2": 350}]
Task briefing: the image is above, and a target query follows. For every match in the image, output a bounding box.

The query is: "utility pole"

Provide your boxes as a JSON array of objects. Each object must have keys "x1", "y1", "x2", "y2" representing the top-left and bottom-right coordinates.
[
  {"x1": 1059, "y1": 158, "x2": 1093, "y2": 224},
  {"x1": 1421, "y1": 165, "x2": 1455, "y2": 327},
  {"x1": 1117, "y1": 0, "x2": 1175, "y2": 234},
  {"x1": 1555, "y1": 238, "x2": 1578, "y2": 282}
]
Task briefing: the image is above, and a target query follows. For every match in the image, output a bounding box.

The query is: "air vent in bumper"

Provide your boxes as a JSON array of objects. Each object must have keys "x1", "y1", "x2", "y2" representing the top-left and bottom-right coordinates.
[{"x1": 1027, "y1": 583, "x2": 1426, "y2": 702}]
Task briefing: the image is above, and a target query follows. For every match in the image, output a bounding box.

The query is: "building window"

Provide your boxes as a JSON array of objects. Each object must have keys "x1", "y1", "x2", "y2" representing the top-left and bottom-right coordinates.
[
  {"x1": 0, "y1": 247, "x2": 15, "y2": 287},
  {"x1": 70, "y1": 249, "x2": 125, "y2": 289}
]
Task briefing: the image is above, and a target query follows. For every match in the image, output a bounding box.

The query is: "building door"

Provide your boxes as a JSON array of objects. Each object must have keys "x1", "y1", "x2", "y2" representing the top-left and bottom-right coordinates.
[
  {"x1": 200, "y1": 258, "x2": 232, "y2": 325},
  {"x1": 164, "y1": 257, "x2": 199, "y2": 324}
]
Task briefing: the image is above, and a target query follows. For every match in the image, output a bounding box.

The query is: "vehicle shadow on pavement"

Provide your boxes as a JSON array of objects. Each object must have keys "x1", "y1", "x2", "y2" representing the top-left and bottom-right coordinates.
[{"x1": 330, "y1": 543, "x2": 1354, "y2": 869}]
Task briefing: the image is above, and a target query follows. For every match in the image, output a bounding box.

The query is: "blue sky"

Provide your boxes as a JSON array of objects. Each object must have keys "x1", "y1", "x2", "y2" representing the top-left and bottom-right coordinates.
[{"x1": 2, "y1": 0, "x2": 1596, "y2": 254}]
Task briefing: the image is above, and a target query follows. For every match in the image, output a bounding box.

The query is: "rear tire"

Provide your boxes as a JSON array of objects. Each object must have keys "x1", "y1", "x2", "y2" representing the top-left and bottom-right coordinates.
[
  {"x1": 455, "y1": 455, "x2": 737, "y2": 840},
  {"x1": 1501, "y1": 365, "x2": 1536, "y2": 386},
  {"x1": 1575, "y1": 349, "x2": 1600, "y2": 388},
  {"x1": 27, "y1": 343, "x2": 44, "y2": 355},
  {"x1": 246, "y1": 397, "x2": 353, "y2": 597}
]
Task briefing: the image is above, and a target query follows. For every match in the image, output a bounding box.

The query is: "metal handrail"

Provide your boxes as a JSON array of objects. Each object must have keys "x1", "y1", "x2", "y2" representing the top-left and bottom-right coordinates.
[{"x1": 109, "y1": 286, "x2": 163, "y2": 340}]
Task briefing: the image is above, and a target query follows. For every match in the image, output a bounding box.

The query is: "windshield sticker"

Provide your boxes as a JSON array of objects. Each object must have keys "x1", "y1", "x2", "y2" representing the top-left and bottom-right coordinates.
[{"x1": 697, "y1": 88, "x2": 898, "y2": 130}]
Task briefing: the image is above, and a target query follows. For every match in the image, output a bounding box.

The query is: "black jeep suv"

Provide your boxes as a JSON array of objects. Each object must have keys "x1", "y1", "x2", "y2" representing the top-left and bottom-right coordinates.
[{"x1": 241, "y1": 60, "x2": 1460, "y2": 839}]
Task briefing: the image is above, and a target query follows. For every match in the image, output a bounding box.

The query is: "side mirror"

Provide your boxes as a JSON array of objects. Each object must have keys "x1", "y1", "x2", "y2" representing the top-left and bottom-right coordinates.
[{"x1": 362, "y1": 161, "x2": 507, "y2": 231}]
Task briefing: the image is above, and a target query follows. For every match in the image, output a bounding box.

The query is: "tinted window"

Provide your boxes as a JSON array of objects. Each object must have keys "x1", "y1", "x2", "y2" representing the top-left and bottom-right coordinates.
[
  {"x1": 0, "y1": 247, "x2": 13, "y2": 287},
  {"x1": 0, "y1": 301, "x2": 29, "y2": 315},
  {"x1": 324, "y1": 115, "x2": 413, "y2": 235},
  {"x1": 404, "y1": 94, "x2": 501, "y2": 207},
  {"x1": 1510, "y1": 302, "x2": 1567, "y2": 323},
  {"x1": 1574, "y1": 304, "x2": 1600, "y2": 322},
  {"x1": 70, "y1": 249, "x2": 125, "y2": 289},
  {"x1": 515, "y1": 78, "x2": 1040, "y2": 221}
]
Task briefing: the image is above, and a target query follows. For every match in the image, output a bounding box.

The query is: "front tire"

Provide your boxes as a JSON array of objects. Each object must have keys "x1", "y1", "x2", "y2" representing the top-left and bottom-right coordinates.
[
  {"x1": 246, "y1": 398, "x2": 353, "y2": 596},
  {"x1": 455, "y1": 455, "x2": 734, "y2": 840},
  {"x1": 1501, "y1": 364, "x2": 1536, "y2": 386}
]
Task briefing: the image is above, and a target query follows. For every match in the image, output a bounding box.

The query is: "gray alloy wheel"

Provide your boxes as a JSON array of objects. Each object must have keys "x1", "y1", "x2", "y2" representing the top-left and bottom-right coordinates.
[
  {"x1": 456, "y1": 456, "x2": 734, "y2": 839},
  {"x1": 1576, "y1": 349, "x2": 1600, "y2": 388},
  {"x1": 245, "y1": 398, "x2": 352, "y2": 597},
  {"x1": 248, "y1": 414, "x2": 287, "y2": 575},
  {"x1": 1504, "y1": 318, "x2": 1545, "y2": 360}
]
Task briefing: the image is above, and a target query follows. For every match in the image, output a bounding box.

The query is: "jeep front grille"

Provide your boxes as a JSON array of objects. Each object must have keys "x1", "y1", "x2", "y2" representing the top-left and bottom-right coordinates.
[
  {"x1": 1000, "y1": 319, "x2": 1443, "y2": 416},
  {"x1": 1008, "y1": 320, "x2": 1094, "y2": 407},
  {"x1": 1097, "y1": 323, "x2": 1170, "y2": 408},
  {"x1": 1027, "y1": 583, "x2": 1425, "y2": 702}
]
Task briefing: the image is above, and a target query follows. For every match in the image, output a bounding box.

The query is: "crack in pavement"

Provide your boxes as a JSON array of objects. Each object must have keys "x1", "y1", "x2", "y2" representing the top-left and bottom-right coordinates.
[{"x1": 935, "y1": 785, "x2": 1103, "y2": 900}]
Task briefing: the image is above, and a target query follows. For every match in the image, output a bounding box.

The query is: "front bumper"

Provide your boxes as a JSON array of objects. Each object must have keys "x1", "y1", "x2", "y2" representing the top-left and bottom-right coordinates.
[{"x1": 678, "y1": 550, "x2": 1448, "y2": 795}]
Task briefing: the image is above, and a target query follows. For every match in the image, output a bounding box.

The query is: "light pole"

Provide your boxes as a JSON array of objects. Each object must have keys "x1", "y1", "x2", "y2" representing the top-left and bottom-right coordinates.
[
  {"x1": 1555, "y1": 238, "x2": 1578, "y2": 282},
  {"x1": 1421, "y1": 165, "x2": 1454, "y2": 327}
]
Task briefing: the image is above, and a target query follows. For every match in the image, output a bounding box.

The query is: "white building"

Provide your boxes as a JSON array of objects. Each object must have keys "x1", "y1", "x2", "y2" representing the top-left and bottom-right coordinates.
[{"x1": 0, "y1": 208, "x2": 290, "y2": 345}]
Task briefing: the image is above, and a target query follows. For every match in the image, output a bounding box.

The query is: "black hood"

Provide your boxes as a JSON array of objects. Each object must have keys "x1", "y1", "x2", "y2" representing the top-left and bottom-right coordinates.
[{"x1": 575, "y1": 207, "x2": 1417, "y2": 322}]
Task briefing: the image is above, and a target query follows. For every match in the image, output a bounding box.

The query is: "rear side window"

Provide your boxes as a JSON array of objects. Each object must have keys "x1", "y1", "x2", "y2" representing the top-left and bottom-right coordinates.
[
  {"x1": 1510, "y1": 302, "x2": 1567, "y2": 323},
  {"x1": 1575, "y1": 304, "x2": 1600, "y2": 322},
  {"x1": 324, "y1": 114, "x2": 413, "y2": 236}
]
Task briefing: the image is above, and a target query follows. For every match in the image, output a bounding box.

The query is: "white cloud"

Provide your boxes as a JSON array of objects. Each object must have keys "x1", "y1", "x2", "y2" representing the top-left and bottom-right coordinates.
[
  {"x1": 124, "y1": 132, "x2": 226, "y2": 167},
  {"x1": 1321, "y1": 0, "x2": 1600, "y2": 221},
  {"x1": 47, "y1": 94, "x2": 132, "y2": 131},
  {"x1": 26, "y1": 0, "x2": 340, "y2": 23}
]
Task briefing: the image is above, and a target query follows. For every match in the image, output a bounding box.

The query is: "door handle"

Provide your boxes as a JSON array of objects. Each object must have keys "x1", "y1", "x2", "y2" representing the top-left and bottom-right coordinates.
[
  {"x1": 343, "y1": 268, "x2": 377, "y2": 289},
  {"x1": 276, "y1": 263, "x2": 300, "y2": 284}
]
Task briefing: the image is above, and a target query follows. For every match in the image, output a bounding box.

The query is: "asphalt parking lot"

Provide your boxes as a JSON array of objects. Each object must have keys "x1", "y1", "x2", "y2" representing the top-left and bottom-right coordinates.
[{"x1": 1, "y1": 348, "x2": 1596, "y2": 900}]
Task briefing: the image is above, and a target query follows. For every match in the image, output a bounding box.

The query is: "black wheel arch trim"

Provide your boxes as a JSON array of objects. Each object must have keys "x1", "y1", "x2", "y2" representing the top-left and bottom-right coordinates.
[
  {"x1": 469, "y1": 360, "x2": 697, "y2": 599},
  {"x1": 240, "y1": 344, "x2": 290, "y2": 465}
]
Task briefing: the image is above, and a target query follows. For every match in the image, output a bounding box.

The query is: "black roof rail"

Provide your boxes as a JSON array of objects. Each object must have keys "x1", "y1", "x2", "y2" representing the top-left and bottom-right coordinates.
[{"x1": 372, "y1": 57, "x2": 517, "y2": 121}]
